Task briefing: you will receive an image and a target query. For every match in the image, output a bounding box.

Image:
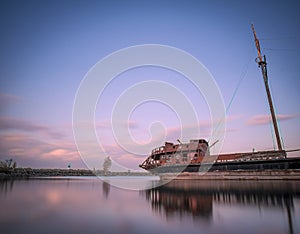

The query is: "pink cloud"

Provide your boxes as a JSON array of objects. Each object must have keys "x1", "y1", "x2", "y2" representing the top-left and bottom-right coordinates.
[
  {"x1": 0, "y1": 114, "x2": 247, "y2": 169},
  {"x1": 0, "y1": 133, "x2": 84, "y2": 168},
  {"x1": 41, "y1": 148, "x2": 79, "y2": 161},
  {"x1": 247, "y1": 114, "x2": 299, "y2": 126},
  {"x1": 96, "y1": 119, "x2": 139, "y2": 129},
  {"x1": 115, "y1": 153, "x2": 145, "y2": 170},
  {"x1": 0, "y1": 116, "x2": 65, "y2": 139}
]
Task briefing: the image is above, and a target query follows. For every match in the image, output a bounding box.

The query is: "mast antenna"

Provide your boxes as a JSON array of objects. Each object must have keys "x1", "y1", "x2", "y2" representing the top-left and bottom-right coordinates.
[{"x1": 251, "y1": 24, "x2": 283, "y2": 152}]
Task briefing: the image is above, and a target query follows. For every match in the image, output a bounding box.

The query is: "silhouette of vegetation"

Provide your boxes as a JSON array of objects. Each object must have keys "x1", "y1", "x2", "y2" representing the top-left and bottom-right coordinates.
[
  {"x1": 0, "y1": 159, "x2": 17, "y2": 174},
  {"x1": 102, "y1": 157, "x2": 112, "y2": 175}
]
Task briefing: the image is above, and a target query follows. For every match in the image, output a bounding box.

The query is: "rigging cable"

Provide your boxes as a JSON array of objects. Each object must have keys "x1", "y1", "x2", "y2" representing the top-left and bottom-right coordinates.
[
  {"x1": 209, "y1": 52, "x2": 252, "y2": 144},
  {"x1": 263, "y1": 48, "x2": 300, "y2": 52},
  {"x1": 226, "y1": 54, "x2": 252, "y2": 114},
  {"x1": 269, "y1": 116, "x2": 276, "y2": 150},
  {"x1": 268, "y1": 75, "x2": 286, "y2": 149},
  {"x1": 260, "y1": 36, "x2": 300, "y2": 41}
]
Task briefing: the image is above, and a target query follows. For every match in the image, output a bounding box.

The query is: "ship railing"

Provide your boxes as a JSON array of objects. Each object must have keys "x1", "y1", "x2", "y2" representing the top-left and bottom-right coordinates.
[
  {"x1": 152, "y1": 147, "x2": 165, "y2": 155},
  {"x1": 215, "y1": 150, "x2": 286, "y2": 163}
]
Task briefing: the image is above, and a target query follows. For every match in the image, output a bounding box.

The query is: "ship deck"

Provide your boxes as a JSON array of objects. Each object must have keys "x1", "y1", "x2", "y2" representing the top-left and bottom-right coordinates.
[{"x1": 149, "y1": 157, "x2": 300, "y2": 176}]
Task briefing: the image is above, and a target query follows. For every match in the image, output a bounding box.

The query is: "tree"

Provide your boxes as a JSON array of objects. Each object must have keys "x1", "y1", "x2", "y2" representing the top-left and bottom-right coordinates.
[
  {"x1": 102, "y1": 156, "x2": 112, "y2": 175},
  {"x1": 0, "y1": 158, "x2": 17, "y2": 173}
]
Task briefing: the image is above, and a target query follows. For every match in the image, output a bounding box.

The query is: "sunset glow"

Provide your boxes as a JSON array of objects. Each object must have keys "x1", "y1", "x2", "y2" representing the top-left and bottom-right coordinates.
[{"x1": 1, "y1": 1, "x2": 300, "y2": 170}]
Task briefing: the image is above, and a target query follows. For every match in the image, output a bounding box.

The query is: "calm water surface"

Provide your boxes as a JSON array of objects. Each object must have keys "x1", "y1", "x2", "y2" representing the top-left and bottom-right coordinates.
[{"x1": 0, "y1": 177, "x2": 299, "y2": 234}]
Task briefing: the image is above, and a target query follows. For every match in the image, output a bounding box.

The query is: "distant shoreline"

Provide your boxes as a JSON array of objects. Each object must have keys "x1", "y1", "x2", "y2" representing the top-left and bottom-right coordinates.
[
  {"x1": 0, "y1": 168, "x2": 151, "y2": 179},
  {"x1": 3, "y1": 168, "x2": 300, "y2": 181}
]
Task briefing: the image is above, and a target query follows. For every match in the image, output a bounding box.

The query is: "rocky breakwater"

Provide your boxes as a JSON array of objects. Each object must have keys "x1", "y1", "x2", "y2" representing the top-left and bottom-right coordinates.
[
  {"x1": 0, "y1": 168, "x2": 95, "y2": 179},
  {"x1": 0, "y1": 168, "x2": 152, "y2": 179}
]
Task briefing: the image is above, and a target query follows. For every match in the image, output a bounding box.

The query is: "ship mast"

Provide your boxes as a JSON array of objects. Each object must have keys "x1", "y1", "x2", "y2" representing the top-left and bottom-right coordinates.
[{"x1": 251, "y1": 24, "x2": 283, "y2": 152}]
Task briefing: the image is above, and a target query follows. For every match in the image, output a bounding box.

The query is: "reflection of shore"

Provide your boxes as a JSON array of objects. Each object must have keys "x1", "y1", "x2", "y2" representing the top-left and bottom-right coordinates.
[
  {"x1": 0, "y1": 179, "x2": 14, "y2": 196},
  {"x1": 142, "y1": 180, "x2": 299, "y2": 231}
]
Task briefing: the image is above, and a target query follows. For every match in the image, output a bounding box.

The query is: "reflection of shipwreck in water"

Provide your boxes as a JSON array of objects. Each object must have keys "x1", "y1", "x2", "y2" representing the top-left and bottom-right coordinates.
[
  {"x1": 141, "y1": 180, "x2": 300, "y2": 232},
  {"x1": 143, "y1": 185, "x2": 213, "y2": 220}
]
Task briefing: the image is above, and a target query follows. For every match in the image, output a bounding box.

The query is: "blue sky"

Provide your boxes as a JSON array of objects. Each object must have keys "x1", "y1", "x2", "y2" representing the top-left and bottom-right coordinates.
[{"x1": 0, "y1": 0, "x2": 300, "y2": 170}]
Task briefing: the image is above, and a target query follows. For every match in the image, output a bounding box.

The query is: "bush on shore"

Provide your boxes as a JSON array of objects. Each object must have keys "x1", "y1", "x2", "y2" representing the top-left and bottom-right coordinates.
[{"x1": 0, "y1": 159, "x2": 17, "y2": 174}]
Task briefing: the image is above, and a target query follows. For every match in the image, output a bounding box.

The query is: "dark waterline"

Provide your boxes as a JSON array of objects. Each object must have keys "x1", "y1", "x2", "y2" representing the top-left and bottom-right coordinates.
[{"x1": 0, "y1": 177, "x2": 299, "y2": 234}]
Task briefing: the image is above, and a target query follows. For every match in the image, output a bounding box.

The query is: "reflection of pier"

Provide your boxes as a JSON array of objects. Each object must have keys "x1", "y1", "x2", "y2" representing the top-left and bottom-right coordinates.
[{"x1": 141, "y1": 180, "x2": 299, "y2": 232}]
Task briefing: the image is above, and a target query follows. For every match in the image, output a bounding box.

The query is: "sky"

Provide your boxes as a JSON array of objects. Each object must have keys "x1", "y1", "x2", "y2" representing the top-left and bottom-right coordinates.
[{"x1": 0, "y1": 0, "x2": 300, "y2": 170}]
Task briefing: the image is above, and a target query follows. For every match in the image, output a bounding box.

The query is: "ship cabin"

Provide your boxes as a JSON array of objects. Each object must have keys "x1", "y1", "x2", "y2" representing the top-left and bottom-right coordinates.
[{"x1": 139, "y1": 139, "x2": 209, "y2": 170}]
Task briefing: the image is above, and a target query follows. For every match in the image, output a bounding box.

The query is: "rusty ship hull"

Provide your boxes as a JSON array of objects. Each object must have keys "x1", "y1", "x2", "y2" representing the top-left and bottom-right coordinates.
[
  {"x1": 146, "y1": 156, "x2": 300, "y2": 174},
  {"x1": 139, "y1": 139, "x2": 300, "y2": 177}
]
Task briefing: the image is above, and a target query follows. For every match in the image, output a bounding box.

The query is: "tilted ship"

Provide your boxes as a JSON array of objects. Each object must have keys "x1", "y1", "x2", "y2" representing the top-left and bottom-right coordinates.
[
  {"x1": 139, "y1": 25, "x2": 300, "y2": 175},
  {"x1": 139, "y1": 138, "x2": 300, "y2": 174}
]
